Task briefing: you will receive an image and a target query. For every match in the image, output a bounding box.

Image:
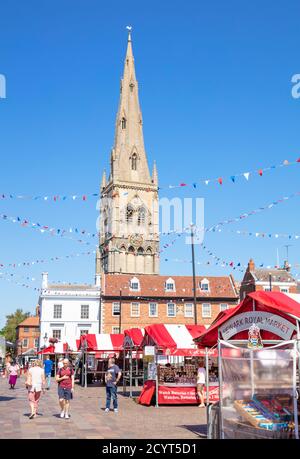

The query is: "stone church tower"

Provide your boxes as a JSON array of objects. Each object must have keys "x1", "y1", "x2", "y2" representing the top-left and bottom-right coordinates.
[{"x1": 96, "y1": 31, "x2": 159, "y2": 275}]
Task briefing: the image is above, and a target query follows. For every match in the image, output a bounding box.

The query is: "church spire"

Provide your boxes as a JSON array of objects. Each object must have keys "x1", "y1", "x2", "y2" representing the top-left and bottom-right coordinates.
[{"x1": 112, "y1": 29, "x2": 151, "y2": 184}]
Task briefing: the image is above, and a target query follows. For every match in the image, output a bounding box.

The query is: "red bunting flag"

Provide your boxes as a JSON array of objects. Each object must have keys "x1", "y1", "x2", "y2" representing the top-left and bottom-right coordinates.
[
  {"x1": 83, "y1": 195, "x2": 87, "y2": 201},
  {"x1": 180, "y1": 183, "x2": 187, "y2": 187},
  {"x1": 258, "y1": 169, "x2": 263, "y2": 176},
  {"x1": 218, "y1": 178, "x2": 223, "y2": 185},
  {"x1": 297, "y1": 158, "x2": 300, "y2": 163}
]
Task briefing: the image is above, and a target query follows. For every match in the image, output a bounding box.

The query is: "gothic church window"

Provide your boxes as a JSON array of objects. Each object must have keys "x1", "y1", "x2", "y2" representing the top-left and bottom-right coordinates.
[
  {"x1": 131, "y1": 153, "x2": 137, "y2": 170},
  {"x1": 122, "y1": 117, "x2": 126, "y2": 129},
  {"x1": 138, "y1": 207, "x2": 146, "y2": 225},
  {"x1": 126, "y1": 205, "x2": 134, "y2": 222}
]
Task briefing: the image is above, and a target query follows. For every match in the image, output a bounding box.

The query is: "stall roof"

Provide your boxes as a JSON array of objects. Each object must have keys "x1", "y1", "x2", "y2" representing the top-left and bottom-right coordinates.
[
  {"x1": 195, "y1": 291, "x2": 300, "y2": 347},
  {"x1": 80, "y1": 334, "x2": 124, "y2": 352},
  {"x1": 141, "y1": 324, "x2": 206, "y2": 356},
  {"x1": 124, "y1": 328, "x2": 145, "y2": 347},
  {"x1": 37, "y1": 338, "x2": 80, "y2": 355}
]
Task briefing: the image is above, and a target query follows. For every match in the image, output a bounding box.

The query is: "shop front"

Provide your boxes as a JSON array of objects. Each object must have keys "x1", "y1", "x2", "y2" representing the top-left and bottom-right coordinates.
[{"x1": 195, "y1": 291, "x2": 300, "y2": 439}]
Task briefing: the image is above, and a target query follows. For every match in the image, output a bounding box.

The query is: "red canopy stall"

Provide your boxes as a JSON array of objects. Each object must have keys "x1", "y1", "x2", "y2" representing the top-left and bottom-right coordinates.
[
  {"x1": 79, "y1": 333, "x2": 124, "y2": 387},
  {"x1": 122, "y1": 328, "x2": 145, "y2": 396},
  {"x1": 194, "y1": 292, "x2": 300, "y2": 439},
  {"x1": 138, "y1": 324, "x2": 220, "y2": 406}
]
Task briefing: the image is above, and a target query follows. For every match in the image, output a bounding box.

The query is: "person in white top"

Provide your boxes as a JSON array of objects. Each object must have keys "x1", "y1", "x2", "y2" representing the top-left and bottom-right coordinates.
[
  {"x1": 197, "y1": 360, "x2": 206, "y2": 408},
  {"x1": 25, "y1": 359, "x2": 46, "y2": 419}
]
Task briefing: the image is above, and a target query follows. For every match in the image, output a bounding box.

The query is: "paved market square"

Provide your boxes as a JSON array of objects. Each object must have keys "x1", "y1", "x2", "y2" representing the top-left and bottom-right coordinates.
[{"x1": 0, "y1": 376, "x2": 207, "y2": 439}]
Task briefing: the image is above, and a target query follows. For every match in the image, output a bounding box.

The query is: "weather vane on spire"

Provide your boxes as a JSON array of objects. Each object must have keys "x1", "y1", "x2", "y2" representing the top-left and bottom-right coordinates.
[{"x1": 126, "y1": 25, "x2": 132, "y2": 40}]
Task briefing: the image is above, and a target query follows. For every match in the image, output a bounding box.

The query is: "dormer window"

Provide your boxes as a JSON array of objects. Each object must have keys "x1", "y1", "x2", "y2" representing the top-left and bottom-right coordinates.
[
  {"x1": 130, "y1": 277, "x2": 140, "y2": 291},
  {"x1": 131, "y1": 153, "x2": 137, "y2": 170},
  {"x1": 200, "y1": 278, "x2": 210, "y2": 292},
  {"x1": 121, "y1": 117, "x2": 126, "y2": 129},
  {"x1": 165, "y1": 278, "x2": 175, "y2": 292}
]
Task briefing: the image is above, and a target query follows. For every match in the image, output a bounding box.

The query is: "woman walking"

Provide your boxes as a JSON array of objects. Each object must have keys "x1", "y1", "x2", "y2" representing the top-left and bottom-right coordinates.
[
  {"x1": 7, "y1": 359, "x2": 20, "y2": 389},
  {"x1": 25, "y1": 359, "x2": 46, "y2": 419}
]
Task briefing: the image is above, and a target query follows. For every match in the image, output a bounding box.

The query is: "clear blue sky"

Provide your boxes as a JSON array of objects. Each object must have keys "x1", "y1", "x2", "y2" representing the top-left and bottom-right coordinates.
[{"x1": 0, "y1": 0, "x2": 299, "y2": 327}]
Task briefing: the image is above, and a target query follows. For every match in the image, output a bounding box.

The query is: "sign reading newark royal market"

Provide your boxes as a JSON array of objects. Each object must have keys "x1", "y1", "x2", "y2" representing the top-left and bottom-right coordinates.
[{"x1": 220, "y1": 311, "x2": 296, "y2": 341}]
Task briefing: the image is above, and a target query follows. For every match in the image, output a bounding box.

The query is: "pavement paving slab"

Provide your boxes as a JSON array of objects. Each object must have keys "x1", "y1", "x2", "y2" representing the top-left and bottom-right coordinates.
[{"x1": 0, "y1": 376, "x2": 207, "y2": 439}]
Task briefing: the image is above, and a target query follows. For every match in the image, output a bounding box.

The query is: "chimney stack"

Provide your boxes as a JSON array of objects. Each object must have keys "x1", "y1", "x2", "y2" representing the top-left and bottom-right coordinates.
[
  {"x1": 283, "y1": 260, "x2": 291, "y2": 272},
  {"x1": 248, "y1": 259, "x2": 255, "y2": 271},
  {"x1": 95, "y1": 273, "x2": 101, "y2": 288},
  {"x1": 42, "y1": 272, "x2": 48, "y2": 289}
]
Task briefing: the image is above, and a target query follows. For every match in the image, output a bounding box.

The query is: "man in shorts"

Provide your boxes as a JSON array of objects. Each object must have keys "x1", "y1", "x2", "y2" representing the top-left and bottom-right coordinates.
[{"x1": 56, "y1": 358, "x2": 74, "y2": 419}]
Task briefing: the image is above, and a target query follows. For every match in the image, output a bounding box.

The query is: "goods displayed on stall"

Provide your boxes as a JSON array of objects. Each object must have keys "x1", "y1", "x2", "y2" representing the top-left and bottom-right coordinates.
[
  {"x1": 234, "y1": 394, "x2": 294, "y2": 432},
  {"x1": 158, "y1": 363, "x2": 197, "y2": 385}
]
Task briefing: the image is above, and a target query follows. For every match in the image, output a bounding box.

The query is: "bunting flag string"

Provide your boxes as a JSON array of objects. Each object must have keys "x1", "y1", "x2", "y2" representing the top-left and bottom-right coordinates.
[
  {"x1": 216, "y1": 228, "x2": 300, "y2": 241},
  {"x1": 0, "y1": 158, "x2": 299, "y2": 201},
  {"x1": 0, "y1": 212, "x2": 97, "y2": 245},
  {"x1": 1, "y1": 191, "x2": 299, "y2": 252},
  {"x1": 0, "y1": 250, "x2": 96, "y2": 270},
  {"x1": 158, "y1": 191, "x2": 300, "y2": 254},
  {"x1": 0, "y1": 274, "x2": 41, "y2": 292}
]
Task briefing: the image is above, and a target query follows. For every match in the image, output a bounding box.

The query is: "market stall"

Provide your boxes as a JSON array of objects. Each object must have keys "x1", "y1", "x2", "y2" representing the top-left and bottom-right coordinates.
[
  {"x1": 138, "y1": 323, "x2": 219, "y2": 406},
  {"x1": 79, "y1": 333, "x2": 124, "y2": 387},
  {"x1": 122, "y1": 328, "x2": 145, "y2": 396},
  {"x1": 37, "y1": 338, "x2": 80, "y2": 375},
  {"x1": 195, "y1": 291, "x2": 300, "y2": 439}
]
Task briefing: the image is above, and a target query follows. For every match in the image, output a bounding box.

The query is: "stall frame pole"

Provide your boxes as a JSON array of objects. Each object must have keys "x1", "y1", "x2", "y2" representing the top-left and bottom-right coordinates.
[
  {"x1": 205, "y1": 347, "x2": 210, "y2": 429},
  {"x1": 84, "y1": 347, "x2": 87, "y2": 389},
  {"x1": 123, "y1": 347, "x2": 126, "y2": 395},
  {"x1": 129, "y1": 348, "x2": 133, "y2": 398},
  {"x1": 155, "y1": 347, "x2": 159, "y2": 408},
  {"x1": 217, "y1": 334, "x2": 224, "y2": 439},
  {"x1": 250, "y1": 349, "x2": 255, "y2": 398},
  {"x1": 293, "y1": 340, "x2": 299, "y2": 439},
  {"x1": 296, "y1": 320, "x2": 300, "y2": 399}
]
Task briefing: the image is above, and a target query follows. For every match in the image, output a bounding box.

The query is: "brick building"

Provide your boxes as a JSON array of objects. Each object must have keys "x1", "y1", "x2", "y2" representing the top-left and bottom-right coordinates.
[
  {"x1": 16, "y1": 313, "x2": 40, "y2": 356},
  {"x1": 100, "y1": 274, "x2": 239, "y2": 333},
  {"x1": 239, "y1": 259, "x2": 297, "y2": 301}
]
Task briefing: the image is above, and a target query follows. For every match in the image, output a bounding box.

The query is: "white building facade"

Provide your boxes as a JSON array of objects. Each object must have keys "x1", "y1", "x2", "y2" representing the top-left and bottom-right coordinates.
[{"x1": 38, "y1": 272, "x2": 101, "y2": 349}]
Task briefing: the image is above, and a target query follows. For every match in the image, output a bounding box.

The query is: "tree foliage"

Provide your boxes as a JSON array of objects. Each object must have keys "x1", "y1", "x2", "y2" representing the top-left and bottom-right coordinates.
[{"x1": 0, "y1": 309, "x2": 31, "y2": 343}]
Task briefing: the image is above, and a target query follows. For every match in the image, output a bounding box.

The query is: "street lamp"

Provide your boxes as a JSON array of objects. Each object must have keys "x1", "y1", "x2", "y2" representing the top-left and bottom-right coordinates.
[
  {"x1": 42, "y1": 333, "x2": 48, "y2": 361},
  {"x1": 17, "y1": 340, "x2": 23, "y2": 365},
  {"x1": 268, "y1": 273, "x2": 272, "y2": 291}
]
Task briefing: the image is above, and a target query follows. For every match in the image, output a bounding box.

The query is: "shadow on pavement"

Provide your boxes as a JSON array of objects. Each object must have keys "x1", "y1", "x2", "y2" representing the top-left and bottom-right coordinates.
[
  {"x1": 181, "y1": 424, "x2": 207, "y2": 439},
  {"x1": 0, "y1": 396, "x2": 15, "y2": 402}
]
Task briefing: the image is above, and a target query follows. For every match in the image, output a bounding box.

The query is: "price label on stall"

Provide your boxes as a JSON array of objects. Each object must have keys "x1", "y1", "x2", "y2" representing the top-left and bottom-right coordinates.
[{"x1": 144, "y1": 346, "x2": 155, "y2": 356}]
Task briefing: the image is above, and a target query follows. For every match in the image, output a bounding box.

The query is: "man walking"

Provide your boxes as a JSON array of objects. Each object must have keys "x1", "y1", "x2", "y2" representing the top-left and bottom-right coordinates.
[
  {"x1": 56, "y1": 358, "x2": 74, "y2": 419},
  {"x1": 43, "y1": 355, "x2": 53, "y2": 390},
  {"x1": 104, "y1": 357, "x2": 121, "y2": 413}
]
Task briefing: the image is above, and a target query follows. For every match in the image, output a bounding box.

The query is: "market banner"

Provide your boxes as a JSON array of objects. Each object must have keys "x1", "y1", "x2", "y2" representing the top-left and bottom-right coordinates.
[
  {"x1": 157, "y1": 385, "x2": 219, "y2": 404},
  {"x1": 220, "y1": 311, "x2": 297, "y2": 341},
  {"x1": 158, "y1": 386, "x2": 219, "y2": 405}
]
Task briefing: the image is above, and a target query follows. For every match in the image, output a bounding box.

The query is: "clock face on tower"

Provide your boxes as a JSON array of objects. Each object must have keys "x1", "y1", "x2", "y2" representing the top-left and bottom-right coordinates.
[{"x1": 129, "y1": 233, "x2": 144, "y2": 248}]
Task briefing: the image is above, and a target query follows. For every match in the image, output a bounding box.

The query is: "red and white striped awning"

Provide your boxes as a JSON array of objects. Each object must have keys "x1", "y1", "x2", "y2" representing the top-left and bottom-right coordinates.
[
  {"x1": 142, "y1": 324, "x2": 207, "y2": 356},
  {"x1": 37, "y1": 338, "x2": 80, "y2": 355},
  {"x1": 80, "y1": 334, "x2": 124, "y2": 352},
  {"x1": 124, "y1": 328, "x2": 145, "y2": 347}
]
